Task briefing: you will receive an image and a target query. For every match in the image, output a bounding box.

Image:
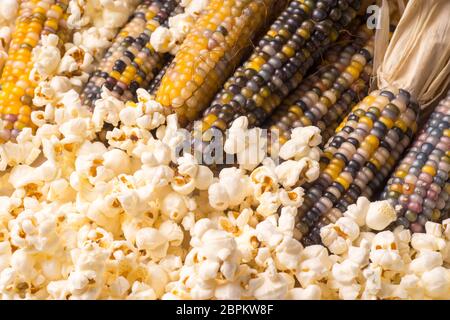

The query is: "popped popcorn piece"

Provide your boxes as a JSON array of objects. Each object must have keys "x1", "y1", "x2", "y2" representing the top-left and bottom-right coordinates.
[
  {"x1": 320, "y1": 217, "x2": 360, "y2": 255},
  {"x1": 365, "y1": 200, "x2": 397, "y2": 231}
]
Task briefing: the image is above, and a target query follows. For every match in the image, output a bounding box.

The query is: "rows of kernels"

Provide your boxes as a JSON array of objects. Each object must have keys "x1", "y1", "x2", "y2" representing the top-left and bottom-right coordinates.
[
  {"x1": 147, "y1": 56, "x2": 172, "y2": 94},
  {"x1": 297, "y1": 89, "x2": 420, "y2": 245},
  {"x1": 81, "y1": 0, "x2": 179, "y2": 109},
  {"x1": 382, "y1": 93, "x2": 450, "y2": 233},
  {"x1": 0, "y1": 0, "x2": 69, "y2": 142},
  {"x1": 155, "y1": 0, "x2": 282, "y2": 126},
  {"x1": 266, "y1": 27, "x2": 374, "y2": 144},
  {"x1": 197, "y1": 0, "x2": 361, "y2": 137}
]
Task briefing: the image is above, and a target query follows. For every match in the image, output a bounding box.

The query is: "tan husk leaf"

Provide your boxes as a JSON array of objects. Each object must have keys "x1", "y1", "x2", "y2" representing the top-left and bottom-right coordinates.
[{"x1": 377, "y1": 0, "x2": 450, "y2": 108}]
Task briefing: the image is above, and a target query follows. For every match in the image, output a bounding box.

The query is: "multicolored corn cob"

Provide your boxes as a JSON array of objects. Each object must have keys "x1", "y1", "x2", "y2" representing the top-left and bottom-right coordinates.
[
  {"x1": 0, "y1": 0, "x2": 69, "y2": 142},
  {"x1": 155, "y1": 0, "x2": 287, "y2": 126},
  {"x1": 381, "y1": 92, "x2": 450, "y2": 233},
  {"x1": 81, "y1": 0, "x2": 179, "y2": 109},
  {"x1": 297, "y1": 88, "x2": 420, "y2": 245},
  {"x1": 196, "y1": 0, "x2": 363, "y2": 138},
  {"x1": 265, "y1": 25, "x2": 374, "y2": 145}
]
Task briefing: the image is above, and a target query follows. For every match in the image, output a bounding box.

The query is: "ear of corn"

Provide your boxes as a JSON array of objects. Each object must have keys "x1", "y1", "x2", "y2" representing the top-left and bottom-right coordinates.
[
  {"x1": 196, "y1": 0, "x2": 363, "y2": 137},
  {"x1": 381, "y1": 92, "x2": 450, "y2": 233},
  {"x1": 266, "y1": 25, "x2": 374, "y2": 145},
  {"x1": 147, "y1": 60, "x2": 171, "y2": 94},
  {"x1": 155, "y1": 0, "x2": 288, "y2": 126},
  {"x1": 0, "y1": 0, "x2": 69, "y2": 142},
  {"x1": 297, "y1": 89, "x2": 420, "y2": 245},
  {"x1": 81, "y1": 0, "x2": 180, "y2": 109}
]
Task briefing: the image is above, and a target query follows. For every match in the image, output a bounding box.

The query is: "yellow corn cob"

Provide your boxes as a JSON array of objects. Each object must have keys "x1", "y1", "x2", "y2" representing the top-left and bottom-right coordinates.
[
  {"x1": 155, "y1": 0, "x2": 285, "y2": 126},
  {"x1": 0, "y1": 0, "x2": 69, "y2": 142}
]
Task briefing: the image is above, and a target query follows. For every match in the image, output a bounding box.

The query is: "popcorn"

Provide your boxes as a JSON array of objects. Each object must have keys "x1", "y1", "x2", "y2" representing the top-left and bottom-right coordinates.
[
  {"x1": 320, "y1": 217, "x2": 360, "y2": 255},
  {"x1": 365, "y1": 200, "x2": 397, "y2": 231},
  {"x1": 421, "y1": 267, "x2": 450, "y2": 299},
  {"x1": 0, "y1": 0, "x2": 18, "y2": 24},
  {"x1": 278, "y1": 187, "x2": 304, "y2": 208},
  {"x1": 249, "y1": 260, "x2": 292, "y2": 300},
  {"x1": 135, "y1": 228, "x2": 169, "y2": 261},
  {"x1": 275, "y1": 158, "x2": 319, "y2": 188},
  {"x1": 344, "y1": 197, "x2": 370, "y2": 227},
  {"x1": 92, "y1": 89, "x2": 126, "y2": 129},
  {"x1": 369, "y1": 231, "x2": 404, "y2": 271},
  {"x1": 208, "y1": 168, "x2": 250, "y2": 211},
  {"x1": 150, "y1": 26, "x2": 174, "y2": 53},
  {"x1": 161, "y1": 192, "x2": 190, "y2": 222},
  {"x1": 287, "y1": 285, "x2": 321, "y2": 300},
  {"x1": 30, "y1": 34, "x2": 61, "y2": 81},
  {"x1": 409, "y1": 251, "x2": 443, "y2": 274}
]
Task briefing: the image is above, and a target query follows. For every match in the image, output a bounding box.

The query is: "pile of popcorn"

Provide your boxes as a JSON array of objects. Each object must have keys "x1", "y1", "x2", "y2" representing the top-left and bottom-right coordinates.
[{"x1": 0, "y1": 0, "x2": 449, "y2": 300}]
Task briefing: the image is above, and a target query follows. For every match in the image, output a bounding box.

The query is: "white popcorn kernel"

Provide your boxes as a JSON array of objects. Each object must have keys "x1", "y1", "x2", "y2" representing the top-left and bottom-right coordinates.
[
  {"x1": 365, "y1": 200, "x2": 396, "y2": 231},
  {"x1": 0, "y1": 0, "x2": 18, "y2": 22},
  {"x1": 361, "y1": 264, "x2": 382, "y2": 300},
  {"x1": 278, "y1": 207, "x2": 297, "y2": 237},
  {"x1": 425, "y1": 221, "x2": 443, "y2": 238},
  {"x1": 369, "y1": 231, "x2": 404, "y2": 271},
  {"x1": 250, "y1": 165, "x2": 278, "y2": 198},
  {"x1": 411, "y1": 233, "x2": 446, "y2": 252},
  {"x1": 275, "y1": 237, "x2": 303, "y2": 271},
  {"x1": 127, "y1": 282, "x2": 157, "y2": 300},
  {"x1": 343, "y1": 196, "x2": 370, "y2": 227},
  {"x1": 185, "y1": 0, "x2": 209, "y2": 16},
  {"x1": 147, "y1": 263, "x2": 169, "y2": 298},
  {"x1": 161, "y1": 192, "x2": 189, "y2": 222},
  {"x1": 421, "y1": 267, "x2": 450, "y2": 299},
  {"x1": 399, "y1": 274, "x2": 424, "y2": 300},
  {"x1": 256, "y1": 192, "x2": 280, "y2": 217},
  {"x1": 215, "y1": 282, "x2": 242, "y2": 300},
  {"x1": 287, "y1": 285, "x2": 321, "y2": 300},
  {"x1": 279, "y1": 187, "x2": 304, "y2": 208},
  {"x1": 332, "y1": 260, "x2": 359, "y2": 285},
  {"x1": 338, "y1": 284, "x2": 361, "y2": 300},
  {"x1": 275, "y1": 160, "x2": 303, "y2": 188},
  {"x1": 320, "y1": 217, "x2": 359, "y2": 255},
  {"x1": 150, "y1": 26, "x2": 174, "y2": 53},
  {"x1": 135, "y1": 228, "x2": 169, "y2": 261},
  {"x1": 409, "y1": 251, "x2": 443, "y2": 274},
  {"x1": 103, "y1": 148, "x2": 131, "y2": 175},
  {"x1": 347, "y1": 242, "x2": 370, "y2": 268},
  {"x1": 249, "y1": 261, "x2": 291, "y2": 300},
  {"x1": 256, "y1": 220, "x2": 283, "y2": 249}
]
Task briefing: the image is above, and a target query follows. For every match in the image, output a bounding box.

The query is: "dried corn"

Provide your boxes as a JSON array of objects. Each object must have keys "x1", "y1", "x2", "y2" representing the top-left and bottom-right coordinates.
[
  {"x1": 266, "y1": 26, "x2": 374, "y2": 145},
  {"x1": 155, "y1": 0, "x2": 286, "y2": 126},
  {"x1": 197, "y1": 0, "x2": 362, "y2": 137},
  {"x1": 0, "y1": 0, "x2": 69, "y2": 142},
  {"x1": 81, "y1": 0, "x2": 179, "y2": 109},
  {"x1": 297, "y1": 89, "x2": 420, "y2": 245},
  {"x1": 381, "y1": 92, "x2": 450, "y2": 233}
]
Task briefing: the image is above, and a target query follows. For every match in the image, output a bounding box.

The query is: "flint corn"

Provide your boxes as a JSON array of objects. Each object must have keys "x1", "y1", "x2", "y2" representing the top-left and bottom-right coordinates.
[
  {"x1": 266, "y1": 25, "x2": 374, "y2": 145},
  {"x1": 81, "y1": 0, "x2": 179, "y2": 109},
  {"x1": 155, "y1": 0, "x2": 286, "y2": 126},
  {"x1": 0, "y1": 0, "x2": 69, "y2": 142},
  {"x1": 381, "y1": 91, "x2": 450, "y2": 233},
  {"x1": 197, "y1": 0, "x2": 362, "y2": 138},
  {"x1": 297, "y1": 89, "x2": 420, "y2": 245}
]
